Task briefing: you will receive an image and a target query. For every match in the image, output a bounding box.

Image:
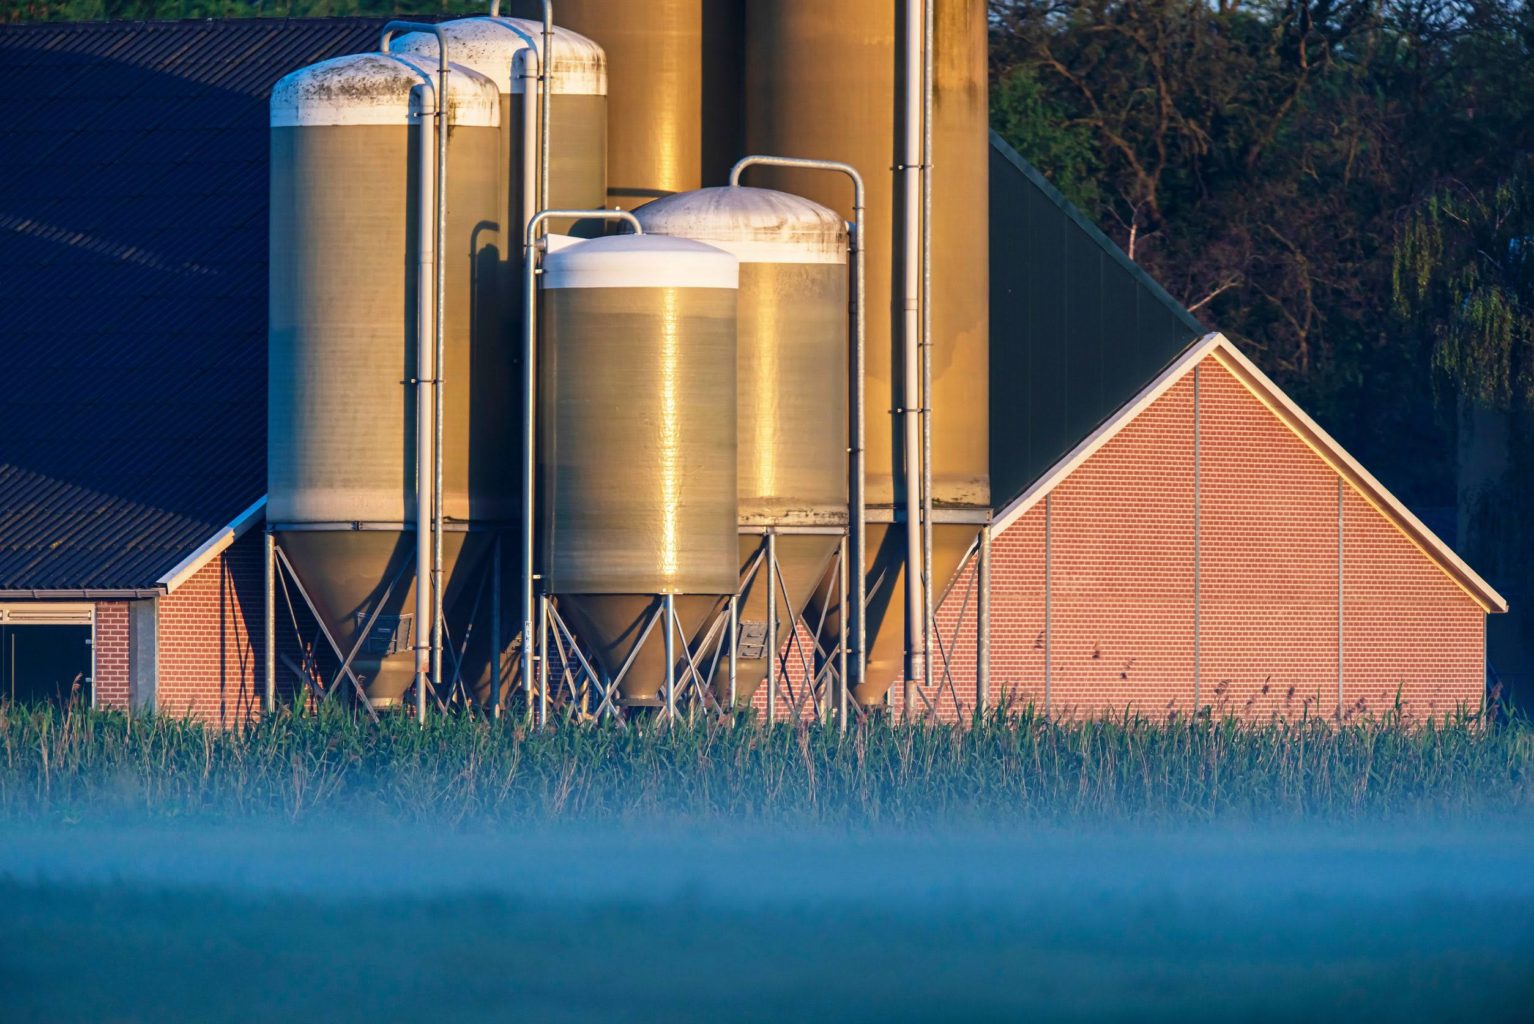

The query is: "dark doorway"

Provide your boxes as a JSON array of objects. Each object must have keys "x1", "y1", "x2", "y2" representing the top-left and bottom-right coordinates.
[{"x1": 1, "y1": 624, "x2": 91, "y2": 706}]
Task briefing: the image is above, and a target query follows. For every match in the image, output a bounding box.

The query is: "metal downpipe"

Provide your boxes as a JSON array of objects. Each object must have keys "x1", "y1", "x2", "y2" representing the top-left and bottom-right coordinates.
[
  {"x1": 412, "y1": 78, "x2": 437, "y2": 723},
  {"x1": 901, "y1": 0, "x2": 928, "y2": 706},
  {"x1": 920, "y1": 0, "x2": 936, "y2": 702},
  {"x1": 382, "y1": 21, "x2": 453, "y2": 724},
  {"x1": 263, "y1": 529, "x2": 275, "y2": 715}
]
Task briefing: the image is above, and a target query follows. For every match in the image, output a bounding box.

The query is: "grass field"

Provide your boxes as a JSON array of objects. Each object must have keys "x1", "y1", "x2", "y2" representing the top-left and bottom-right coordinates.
[
  {"x1": 1, "y1": 701, "x2": 1530, "y2": 825},
  {"x1": 3, "y1": 703, "x2": 1533, "y2": 1021}
]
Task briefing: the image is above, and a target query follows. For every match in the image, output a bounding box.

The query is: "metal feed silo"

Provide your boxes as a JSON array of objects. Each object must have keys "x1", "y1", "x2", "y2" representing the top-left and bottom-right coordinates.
[
  {"x1": 634, "y1": 186, "x2": 848, "y2": 707},
  {"x1": 540, "y1": 234, "x2": 739, "y2": 706},
  {"x1": 543, "y1": 0, "x2": 742, "y2": 208},
  {"x1": 268, "y1": 53, "x2": 501, "y2": 710},
  {"x1": 743, "y1": 0, "x2": 990, "y2": 706},
  {"x1": 395, "y1": 16, "x2": 607, "y2": 236}
]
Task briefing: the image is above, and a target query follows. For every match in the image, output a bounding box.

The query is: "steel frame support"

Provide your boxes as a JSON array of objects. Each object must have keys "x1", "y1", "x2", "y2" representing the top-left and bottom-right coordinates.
[
  {"x1": 263, "y1": 528, "x2": 276, "y2": 715},
  {"x1": 265, "y1": 529, "x2": 510, "y2": 722}
]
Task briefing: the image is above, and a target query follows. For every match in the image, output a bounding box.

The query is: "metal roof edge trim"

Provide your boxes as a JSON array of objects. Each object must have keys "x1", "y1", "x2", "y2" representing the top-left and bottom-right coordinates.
[
  {"x1": 1208, "y1": 341, "x2": 1509, "y2": 615},
  {"x1": 988, "y1": 130, "x2": 1205, "y2": 336},
  {"x1": 156, "y1": 495, "x2": 267, "y2": 594},
  {"x1": 990, "y1": 332, "x2": 1509, "y2": 616},
  {"x1": 0, "y1": 589, "x2": 164, "y2": 599}
]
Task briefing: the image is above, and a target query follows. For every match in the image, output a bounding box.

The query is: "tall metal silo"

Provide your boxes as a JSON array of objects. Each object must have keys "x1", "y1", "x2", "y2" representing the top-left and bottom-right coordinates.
[
  {"x1": 540, "y1": 234, "x2": 740, "y2": 706},
  {"x1": 268, "y1": 53, "x2": 502, "y2": 710},
  {"x1": 743, "y1": 0, "x2": 990, "y2": 706},
  {"x1": 634, "y1": 186, "x2": 848, "y2": 708},
  {"x1": 395, "y1": 16, "x2": 607, "y2": 235},
  {"x1": 395, "y1": 17, "x2": 609, "y2": 708},
  {"x1": 538, "y1": 0, "x2": 743, "y2": 207}
]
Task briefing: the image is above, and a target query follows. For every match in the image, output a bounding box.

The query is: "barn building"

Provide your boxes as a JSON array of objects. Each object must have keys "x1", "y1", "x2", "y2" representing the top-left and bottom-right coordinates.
[{"x1": 0, "y1": 17, "x2": 1506, "y2": 726}]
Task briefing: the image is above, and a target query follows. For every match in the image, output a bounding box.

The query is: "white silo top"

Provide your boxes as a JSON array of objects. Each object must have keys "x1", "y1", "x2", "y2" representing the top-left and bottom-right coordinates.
[
  {"x1": 542, "y1": 234, "x2": 739, "y2": 290},
  {"x1": 634, "y1": 186, "x2": 848, "y2": 265},
  {"x1": 270, "y1": 52, "x2": 500, "y2": 128},
  {"x1": 393, "y1": 18, "x2": 607, "y2": 96}
]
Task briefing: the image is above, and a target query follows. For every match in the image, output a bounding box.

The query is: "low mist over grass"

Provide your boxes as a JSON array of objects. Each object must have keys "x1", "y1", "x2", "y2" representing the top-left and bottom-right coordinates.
[{"x1": 3, "y1": 701, "x2": 1530, "y2": 826}]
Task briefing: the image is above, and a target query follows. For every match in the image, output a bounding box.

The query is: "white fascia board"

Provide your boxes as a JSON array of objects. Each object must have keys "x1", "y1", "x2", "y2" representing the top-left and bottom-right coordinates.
[{"x1": 156, "y1": 495, "x2": 267, "y2": 595}]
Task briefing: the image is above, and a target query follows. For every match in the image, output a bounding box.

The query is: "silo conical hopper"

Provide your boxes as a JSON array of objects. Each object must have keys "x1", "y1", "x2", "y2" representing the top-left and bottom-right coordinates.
[
  {"x1": 634, "y1": 187, "x2": 848, "y2": 707},
  {"x1": 268, "y1": 53, "x2": 503, "y2": 709},
  {"x1": 744, "y1": 0, "x2": 990, "y2": 706},
  {"x1": 540, "y1": 234, "x2": 740, "y2": 706}
]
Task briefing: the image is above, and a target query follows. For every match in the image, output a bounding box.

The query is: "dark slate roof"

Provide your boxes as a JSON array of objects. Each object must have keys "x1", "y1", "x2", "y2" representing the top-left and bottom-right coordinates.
[
  {"x1": 989, "y1": 132, "x2": 1205, "y2": 506},
  {"x1": 0, "y1": 18, "x2": 388, "y2": 592}
]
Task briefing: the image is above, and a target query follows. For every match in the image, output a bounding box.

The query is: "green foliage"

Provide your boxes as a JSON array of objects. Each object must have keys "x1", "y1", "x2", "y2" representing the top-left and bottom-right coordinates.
[
  {"x1": 2, "y1": 700, "x2": 1528, "y2": 826},
  {"x1": 1395, "y1": 164, "x2": 1534, "y2": 407},
  {"x1": 990, "y1": 0, "x2": 1534, "y2": 511},
  {"x1": 990, "y1": 65, "x2": 1101, "y2": 215}
]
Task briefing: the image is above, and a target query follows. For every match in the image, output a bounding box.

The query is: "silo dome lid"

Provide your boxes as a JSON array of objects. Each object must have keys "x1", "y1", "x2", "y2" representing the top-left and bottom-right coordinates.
[
  {"x1": 543, "y1": 234, "x2": 739, "y2": 291},
  {"x1": 634, "y1": 187, "x2": 848, "y2": 265},
  {"x1": 270, "y1": 52, "x2": 500, "y2": 128},
  {"x1": 393, "y1": 18, "x2": 607, "y2": 96}
]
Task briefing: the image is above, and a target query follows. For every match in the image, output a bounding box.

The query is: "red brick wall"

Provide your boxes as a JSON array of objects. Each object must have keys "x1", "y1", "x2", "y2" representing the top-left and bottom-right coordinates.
[
  {"x1": 891, "y1": 353, "x2": 1488, "y2": 724},
  {"x1": 156, "y1": 529, "x2": 264, "y2": 726},
  {"x1": 1342, "y1": 487, "x2": 1486, "y2": 719},
  {"x1": 92, "y1": 600, "x2": 131, "y2": 711},
  {"x1": 1199, "y1": 360, "x2": 1340, "y2": 720}
]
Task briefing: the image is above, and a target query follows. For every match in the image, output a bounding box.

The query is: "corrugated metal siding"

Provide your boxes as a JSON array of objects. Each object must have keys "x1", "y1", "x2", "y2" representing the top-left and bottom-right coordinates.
[
  {"x1": 989, "y1": 132, "x2": 1205, "y2": 508},
  {"x1": 0, "y1": 19, "x2": 388, "y2": 591}
]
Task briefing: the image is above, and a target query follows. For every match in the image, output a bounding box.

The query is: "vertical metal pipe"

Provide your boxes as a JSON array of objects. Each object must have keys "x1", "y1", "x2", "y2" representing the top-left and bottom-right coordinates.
[
  {"x1": 1044, "y1": 493, "x2": 1052, "y2": 718},
  {"x1": 977, "y1": 523, "x2": 990, "y2": 714},
  {"x1": 728, "y1": 156, "x2": 866, "y2": 696},
  {"x1": 432, "y1": 41, "x2": 449, "y2": 716},
  {"x1": 263, "y1": 529, "x2": 275, "y2": 715},
  {"x1": 382, "y1": 21, "x2": 455, "y2": 724},
  {"x1": 766, "y1": 530, "x2": 778, "y2": 724},
  {"x1": 1338, "y1": 476, "x2": 1345, "y2": 719},
  {"x1": 412, "y1": 79, "x2": 437, "y2": 726},
  {"x1": 851, "y1": 204, "x2": 866, "y2": 697},
  {"x1": 1193, "y1": 366, "x2": 1201, "y2": 717},
  {"x1": 539, "y1": 1, "x2": 552, "y2": 214},
  {"x1": 521, "y1": 46, "x2": 539, "y2": 241},
  {"x1": 664, "y1": 593, "x2": 677, "y2": 722},
  {"x1": 900, "y1": 0, "x2": 927, "y2": 693},
  {"x1": 727, "y1": 592, "x2": 738, "y2": 713},
  {"x1": 491, "y1": 533, "x2": 502, "y2": 717},
  {"x1": 919, "y1": 0, "x2": 935, "y2": 705},
  {"x1": 838, "y1": 532, "x2": 849, "y2": 734},
  {"x1": 538, "y1": 593, "x2": 550, "y2": 727},
  {"x1": 520, "y1": 220, "x2": 541, "y2": 720}
]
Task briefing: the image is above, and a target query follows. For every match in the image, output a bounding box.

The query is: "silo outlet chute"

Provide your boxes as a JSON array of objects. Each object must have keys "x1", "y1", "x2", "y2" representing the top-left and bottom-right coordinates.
[
  {"x1": 540, "y1": 234, "x2": 740, "y2": 706},
  {"x1": 634, "y1": 186, "x2": 849, "y2": 708},
  {"x1": 267, "y1": 52, "x2": 503, "y2": 710},
  {"x1": 743, "y1": 0, "x2": 990, "y2": 707}
]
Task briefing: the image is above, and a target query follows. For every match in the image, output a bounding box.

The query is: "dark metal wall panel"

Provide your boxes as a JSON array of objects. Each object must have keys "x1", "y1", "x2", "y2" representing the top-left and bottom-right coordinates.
[
  {"x1": 0, "y1": 19, "x2": 389, "y2": 591},
  {"x1": 989, "y1": 133, "x2": 1205, "y2": 508}
]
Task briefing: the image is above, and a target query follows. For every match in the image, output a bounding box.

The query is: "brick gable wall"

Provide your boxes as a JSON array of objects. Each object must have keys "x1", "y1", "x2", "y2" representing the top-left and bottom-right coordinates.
[
  {"x1": 886, "y1": 353, "x2": 1486, "y2": 724},
  {"x1": 155, "y1": 529, "x2": 264, "y2": 726}
]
